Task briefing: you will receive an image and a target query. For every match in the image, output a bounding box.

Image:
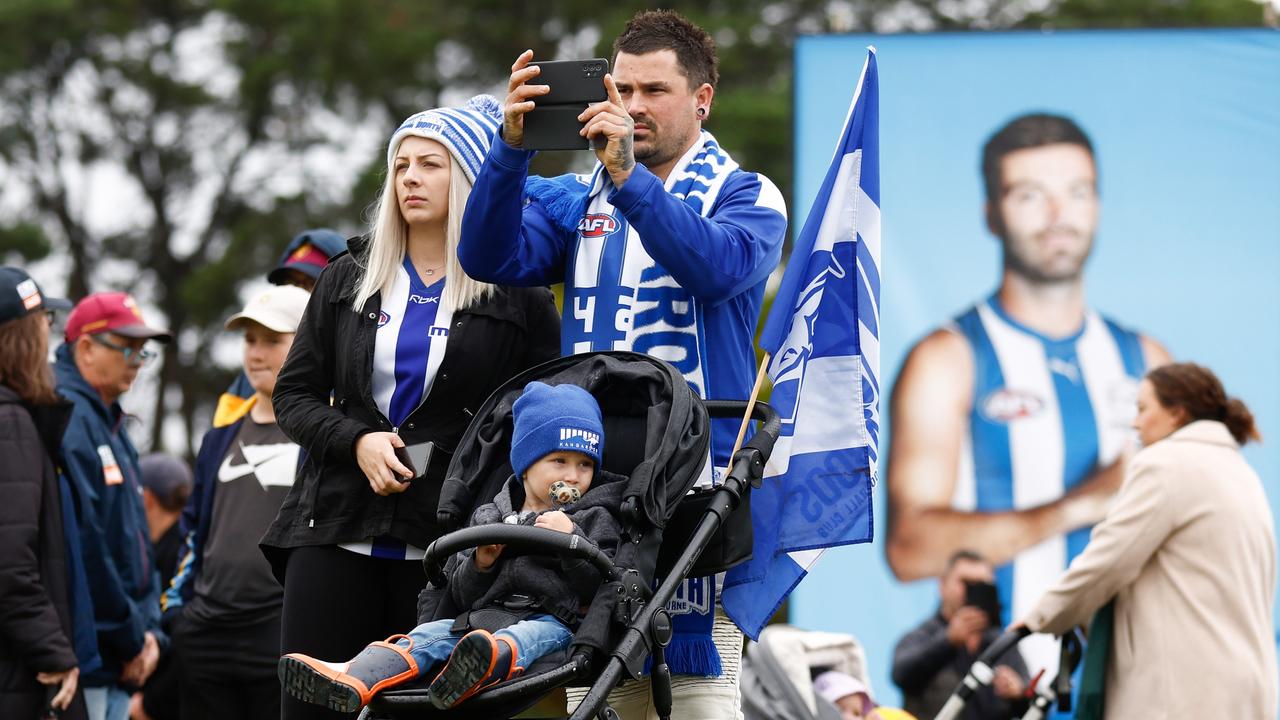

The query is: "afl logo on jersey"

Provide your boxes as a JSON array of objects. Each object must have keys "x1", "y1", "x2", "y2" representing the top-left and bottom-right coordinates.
[
  {"x1": 577, "y1": 214, "x2": 619, "y2": 238},
  {"x1": 980, "y1": 388, "x2": 1045, "y2": 423},
  {"x1": 377, "y1": 311, "x2": 390, "y2": 327}
]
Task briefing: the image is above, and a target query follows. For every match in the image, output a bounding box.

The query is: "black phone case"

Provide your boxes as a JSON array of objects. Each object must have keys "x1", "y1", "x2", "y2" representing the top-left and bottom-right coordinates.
[
  {"x1": 394, "y1": 441, "x2": 434, "y2": 480},
  {"x1": 524, "y1": 58, "x2": 609, "y2": 151}
]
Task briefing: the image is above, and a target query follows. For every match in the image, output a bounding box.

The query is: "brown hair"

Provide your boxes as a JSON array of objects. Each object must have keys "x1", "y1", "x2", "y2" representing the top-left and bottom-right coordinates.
[
  {"x1": 0, "y1": 312, "x2": 58, "y2": 405},
  {"x1": 1146, "y1": 362, "x2": 1260, "y2": 445},
  {"x1": 981, "y1": 113, "x2": 1095, "y2": 204},
  {"x1": 613, "y1": 9, "x2": 719, "y2": 91}
]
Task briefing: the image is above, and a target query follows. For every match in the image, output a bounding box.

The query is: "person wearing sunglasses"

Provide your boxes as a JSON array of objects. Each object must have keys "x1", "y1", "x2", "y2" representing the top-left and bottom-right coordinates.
[{"x1": 54, "y1": 292, "x2": 171, "y2": 720}]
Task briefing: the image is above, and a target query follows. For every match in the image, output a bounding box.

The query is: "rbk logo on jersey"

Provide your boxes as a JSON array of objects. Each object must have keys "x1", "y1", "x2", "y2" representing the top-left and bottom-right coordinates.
[
  {"x1": 409, "y1": 294, "x2": 439, "y2": 305},
  {"x1": 981, "y1": 388, "x2": 1046, "y2": 423},
  {"x1": 577, "y1": 214, "x2": 619, "y2": 238}
]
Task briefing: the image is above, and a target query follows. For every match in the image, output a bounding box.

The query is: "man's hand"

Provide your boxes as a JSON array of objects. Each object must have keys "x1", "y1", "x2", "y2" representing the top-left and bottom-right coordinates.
[
  {"x1": 992, "y1": 664, "x2": 1026, "y2": 701},
  {"x1": 946, "y1": 606, "x2": 989, "y2": 654},
  {"x1": 475, "y1": 543, "x2": 505, "y2": 571},
  {"x1": 36, "y1": 666, "x2": 78, "y2": 711},
  {"x1": 503, "y1": 50, "x2": 549, "y2": 149},
  {"x1": 534, "y1": 510, "x2": 573, "y2": 534},
  {"x1": 120, "y1": 631, "x2": 160, "y2": 686},
  {"x1": 580, "y1": 74, "x2": 636, "y2": 187},
  {"x1": 355, "y1": 432, "x2": 413, "y2": 496}
]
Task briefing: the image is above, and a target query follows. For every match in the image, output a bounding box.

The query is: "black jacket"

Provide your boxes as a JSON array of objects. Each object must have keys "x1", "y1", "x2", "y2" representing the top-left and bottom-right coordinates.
[
  {"x1": 427, "y1": 473, "x2": 625, "y2": 629},
  {"x1": 262, "y1": 247, "x2": 560, "y2": 566},
  {"x1": 0, "y1": 385, "x2": 83, "y2": 715},
  {"x1": 892, "y1": 611, "x2": 1029, "y2": 720}
]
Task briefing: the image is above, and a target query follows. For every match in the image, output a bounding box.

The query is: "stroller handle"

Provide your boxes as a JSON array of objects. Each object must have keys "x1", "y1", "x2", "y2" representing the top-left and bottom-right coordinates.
[
  {"x1": 934, "y1": 626, "x2": 1032, "y2": 720},
  {"x1": 422, "y1": 524, "x2": 620, "y2": 588},
  {"x1": 704, "y1": 400, "x2": 781, "y2": 455}
]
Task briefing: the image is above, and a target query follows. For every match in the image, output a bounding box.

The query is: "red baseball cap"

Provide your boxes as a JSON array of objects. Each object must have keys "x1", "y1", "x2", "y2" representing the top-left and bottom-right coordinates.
[{"x1": 65, "y1": 292, "x2": 172, "y2": 344}]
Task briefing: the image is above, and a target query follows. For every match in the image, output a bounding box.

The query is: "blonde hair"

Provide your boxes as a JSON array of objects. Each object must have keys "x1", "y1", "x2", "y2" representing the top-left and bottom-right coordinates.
[{"x1": 352, "y1": 149, "x2": 494, "y2": 313}]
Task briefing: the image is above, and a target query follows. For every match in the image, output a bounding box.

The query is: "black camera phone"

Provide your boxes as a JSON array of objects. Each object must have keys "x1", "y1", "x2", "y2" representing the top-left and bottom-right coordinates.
[
  {"x1": 523, "y1": 58, "x2": 609, "y2": 151},
  {"x1": 964, "y1": 580, "x2": 1002, "y2": 624},
  {"x1": 393, "y1": 441, "x2": 434, "y2": 481}
]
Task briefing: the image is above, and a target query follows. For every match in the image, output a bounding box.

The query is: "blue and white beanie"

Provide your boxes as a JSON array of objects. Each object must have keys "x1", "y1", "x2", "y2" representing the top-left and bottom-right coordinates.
[
  {"x1": 510, "y1": 381, "x2": 604, "y2": 480},
  {"x1": 386, "y1": 94, "x2": 503, "y2": 185}
]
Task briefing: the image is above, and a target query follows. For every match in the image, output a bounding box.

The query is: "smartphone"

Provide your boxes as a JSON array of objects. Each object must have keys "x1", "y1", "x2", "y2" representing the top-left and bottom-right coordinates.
[
  {"x1": 964, "y1": 580, "x2": 1002, "y2": 624},
  {"x1": 523, "y1": 58, "x2": 609, "y2": 151},
  {"x1": 393, "y1": 441, "x2": 434, "y2": 481}
]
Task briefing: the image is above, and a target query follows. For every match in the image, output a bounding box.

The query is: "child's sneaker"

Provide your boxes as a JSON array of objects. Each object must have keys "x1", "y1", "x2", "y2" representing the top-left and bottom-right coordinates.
[
  {"x1": 279, "y1": 635, "x2": 419, "y2": 713},
  {"x1": 427, "y1": 630, "x2": 521, "y2": 709}
]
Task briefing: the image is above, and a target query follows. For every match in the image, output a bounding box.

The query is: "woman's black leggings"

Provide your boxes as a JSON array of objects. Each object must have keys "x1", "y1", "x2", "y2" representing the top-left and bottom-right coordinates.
[{"x1": 279, "y1": 544, "x2": 427, "y2": 720}]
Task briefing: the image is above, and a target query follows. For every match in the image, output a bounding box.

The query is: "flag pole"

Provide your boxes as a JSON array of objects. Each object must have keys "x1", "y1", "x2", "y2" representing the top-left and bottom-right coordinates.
[{"x1": 728, "y1": 353, "x2": 771, "y2": 460}]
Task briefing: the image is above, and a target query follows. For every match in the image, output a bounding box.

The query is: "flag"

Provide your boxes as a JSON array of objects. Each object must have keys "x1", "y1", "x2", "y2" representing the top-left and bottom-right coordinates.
[{"x1": 723, "y1": 48, "x2": 880, "y2": 640}]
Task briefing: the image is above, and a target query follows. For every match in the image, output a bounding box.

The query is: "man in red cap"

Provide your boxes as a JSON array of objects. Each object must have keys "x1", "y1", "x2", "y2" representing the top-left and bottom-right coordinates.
[{"x1": 55, "y1": 292, "x2": 171, "y2": 720}]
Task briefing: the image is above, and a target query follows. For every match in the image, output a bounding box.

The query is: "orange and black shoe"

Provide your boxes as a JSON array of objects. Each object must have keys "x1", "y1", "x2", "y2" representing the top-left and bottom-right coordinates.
[
  {"x1": 278, "y1": 634, "x2": 420, "y2": 713},
  {"x1": 426, "y1": 630, "x2": 523, "y2": 709}
]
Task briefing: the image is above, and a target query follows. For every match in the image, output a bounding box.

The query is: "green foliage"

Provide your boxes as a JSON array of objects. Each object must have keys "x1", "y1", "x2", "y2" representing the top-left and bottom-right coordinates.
[{"x1": 0, "y1": 222, "x2": 53, "y2": 262}]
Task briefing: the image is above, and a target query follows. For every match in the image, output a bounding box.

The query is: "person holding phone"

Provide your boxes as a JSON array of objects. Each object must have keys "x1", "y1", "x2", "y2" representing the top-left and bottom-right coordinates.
[
  {"x1": 892, "y1": 551, "x2": 1028, "y2": 720},
  {"x1": 261, "y1": 96, "x2": 559, "y2": 720},
  {"x1": 459, "y1": 11, "x2": 787, "y2": 719}
]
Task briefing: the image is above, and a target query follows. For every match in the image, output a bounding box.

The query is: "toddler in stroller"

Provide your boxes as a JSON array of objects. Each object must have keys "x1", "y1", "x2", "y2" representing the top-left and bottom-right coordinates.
[
  {"x1": 279, "y1": 381, "x2": 625, "y2": 712},
  {"x1": 281, "y1": 351, "x2": 778, "y2": 720}
]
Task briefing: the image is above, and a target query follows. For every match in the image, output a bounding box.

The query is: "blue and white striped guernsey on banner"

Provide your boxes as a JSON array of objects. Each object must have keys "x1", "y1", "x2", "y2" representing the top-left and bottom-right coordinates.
[
  {"x1": 950, "y1": 296, "x2": 1144, "y2": 675},
  {"x1": 340, "y1": 258, "x2": 453, "y2": 561},
  {"x1": 723, "y1": 47, "x2": 881, "y2": 640}
]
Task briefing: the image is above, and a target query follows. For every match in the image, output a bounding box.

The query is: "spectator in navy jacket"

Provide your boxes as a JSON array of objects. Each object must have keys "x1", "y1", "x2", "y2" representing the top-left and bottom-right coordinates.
[{"x1": 55, "y1": 292, "x2": 171, "y2": 720}]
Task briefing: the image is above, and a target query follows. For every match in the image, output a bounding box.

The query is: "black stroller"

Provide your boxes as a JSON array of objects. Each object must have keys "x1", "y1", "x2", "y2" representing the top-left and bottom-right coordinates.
[
  {"x1": 364, "y1": 351, "x2": 780, "y2": 720},
  {"x1": 933, "y1": 627, "x2": 1084, "y2": 720}
]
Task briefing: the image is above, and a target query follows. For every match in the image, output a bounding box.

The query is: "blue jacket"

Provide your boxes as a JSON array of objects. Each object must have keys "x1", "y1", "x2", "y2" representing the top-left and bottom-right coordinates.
[
  {"x1": 160, "y1": 417, "x2": 240, "y2": 619},
  {"x1": 459, "y1": 138, "x2": 787, "y2": 468},
  {"x1": 53, "y1": 345, "x2": 163, "y2": 685}
]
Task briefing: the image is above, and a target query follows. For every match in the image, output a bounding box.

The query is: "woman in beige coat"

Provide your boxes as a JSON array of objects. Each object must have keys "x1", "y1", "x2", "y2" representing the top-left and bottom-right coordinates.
[{"x1": 1023, "y1": 362, "x2": 1277, "y2": 718}]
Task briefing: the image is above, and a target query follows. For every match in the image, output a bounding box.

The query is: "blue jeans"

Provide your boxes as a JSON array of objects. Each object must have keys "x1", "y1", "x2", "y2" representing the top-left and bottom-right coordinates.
[
  {"x1": 83, "y1": 685, "x2": 131, "y2": 720},
  {"x1": 403, "y1": 613, "x2": 573, "y2": 678}
]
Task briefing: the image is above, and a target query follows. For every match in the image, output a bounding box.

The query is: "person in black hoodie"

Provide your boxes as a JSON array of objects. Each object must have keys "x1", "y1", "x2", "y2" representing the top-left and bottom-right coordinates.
[
  {"x1": 0, "y1": 267, "x2": 93, "y2": 720},
  {"x1": 278, "y1": 381, "x2": 622, "y2": 713},
  {"x1": 262, "y1": 95, "x2": 559, "y2": 720}
]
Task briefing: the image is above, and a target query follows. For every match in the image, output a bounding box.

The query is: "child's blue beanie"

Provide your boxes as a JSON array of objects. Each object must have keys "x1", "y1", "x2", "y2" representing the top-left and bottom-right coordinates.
[{"x1": 510, "y1": 381, "x2": 604, "y2": 479}]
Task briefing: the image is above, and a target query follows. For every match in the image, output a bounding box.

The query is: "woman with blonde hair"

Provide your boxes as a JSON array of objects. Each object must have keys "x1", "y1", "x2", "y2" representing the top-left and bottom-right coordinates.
[
  {"x1": 1023, "y1": 362, "x2": 1276, "y2": 718},
  {"x1": 262, "y1": 96, "x2": 559, "y2": 720}
]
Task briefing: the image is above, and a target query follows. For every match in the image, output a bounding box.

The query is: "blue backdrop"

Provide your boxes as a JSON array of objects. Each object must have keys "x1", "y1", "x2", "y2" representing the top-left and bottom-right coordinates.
[{"x1": 790, "y1": 29, "x2": 1280, "y2": 708}]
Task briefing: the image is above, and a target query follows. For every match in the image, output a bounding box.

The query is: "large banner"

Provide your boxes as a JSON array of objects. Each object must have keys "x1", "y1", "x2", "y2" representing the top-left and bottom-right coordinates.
[{"x1": 791, "y1": 29, "x2": 1280, "y2": 708}]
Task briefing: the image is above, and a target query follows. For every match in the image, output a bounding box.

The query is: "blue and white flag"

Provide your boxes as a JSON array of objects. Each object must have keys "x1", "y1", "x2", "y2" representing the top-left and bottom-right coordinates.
[{"x1": 723, "y1": 48, "x2": 880, "y2": 640}]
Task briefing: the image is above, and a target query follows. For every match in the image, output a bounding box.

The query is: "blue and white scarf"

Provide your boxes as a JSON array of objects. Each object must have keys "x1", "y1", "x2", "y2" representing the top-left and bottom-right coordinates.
[{"x1": 525, "y1": 131, "x2": 736, "y2": 676}]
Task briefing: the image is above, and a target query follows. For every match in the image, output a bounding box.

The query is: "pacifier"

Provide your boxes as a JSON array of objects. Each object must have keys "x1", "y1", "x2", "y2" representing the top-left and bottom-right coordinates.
[{"x1": 548, "y1": 481, "x2": 581, "y2": 508}]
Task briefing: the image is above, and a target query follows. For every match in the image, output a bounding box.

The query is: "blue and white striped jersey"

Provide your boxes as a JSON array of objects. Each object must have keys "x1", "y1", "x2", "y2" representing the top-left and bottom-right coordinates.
[
  {"x1": 949, "y1": 296, "x2": 1145, "y2": 675},
  {"x1": 342, "y1": 257, "x2": 452, "y2": 561}
]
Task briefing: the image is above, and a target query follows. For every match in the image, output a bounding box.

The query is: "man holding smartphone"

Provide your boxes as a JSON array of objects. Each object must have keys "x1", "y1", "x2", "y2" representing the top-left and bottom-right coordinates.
[
  {"x1": 891, "y1": 551, "x2": 1029, "y2": 720},
  {"x1": 458, "y1": 10, "x2": 787, "y2": 719}
]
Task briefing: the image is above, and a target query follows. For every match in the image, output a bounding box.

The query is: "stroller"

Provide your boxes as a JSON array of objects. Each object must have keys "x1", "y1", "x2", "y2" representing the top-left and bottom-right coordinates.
[
  {"x1": 364, "y1": 351, "x2": 781, "y2": 720},
  {"x1": 741, "y1": 625, "x2": 873, "y2": 720},
  {"x1": 933, "y1": 627, "x2": 1084, "y2": 720}
]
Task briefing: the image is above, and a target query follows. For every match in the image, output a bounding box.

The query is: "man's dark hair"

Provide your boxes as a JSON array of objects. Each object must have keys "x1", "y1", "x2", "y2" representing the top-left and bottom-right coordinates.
[
  {"x1": 981, "y1": 113, "x2": 1095, "y2": 203},
  {"x1": 612, "y1": 9, "x2": 719, "y2": 91},
  {"x1": 944, "y1": 549, "x2": 988, "y2": 574}
]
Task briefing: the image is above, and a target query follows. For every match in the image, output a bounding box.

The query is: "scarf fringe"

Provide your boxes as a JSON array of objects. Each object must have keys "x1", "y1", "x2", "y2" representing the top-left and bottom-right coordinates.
[
  {"x1": 665, "y1": 634, "x2": 723, "y2": 677},
  {"x1": 524, "y1": 175, "x2": 588, "y2": 236}
]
